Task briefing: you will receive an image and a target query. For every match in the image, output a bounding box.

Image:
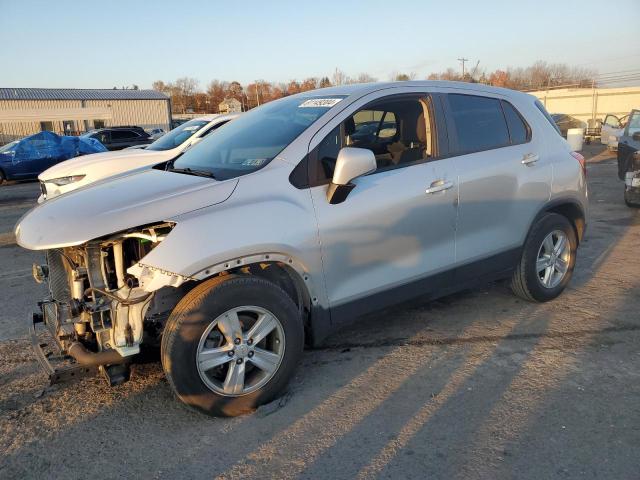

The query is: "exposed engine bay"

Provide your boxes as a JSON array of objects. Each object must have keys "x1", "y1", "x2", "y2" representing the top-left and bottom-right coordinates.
[{"x1": 32, "y1": 222, "x2": 188, "y2": 384}]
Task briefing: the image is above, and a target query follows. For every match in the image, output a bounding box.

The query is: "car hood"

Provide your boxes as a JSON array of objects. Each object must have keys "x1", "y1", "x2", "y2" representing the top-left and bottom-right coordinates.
[
  {"x1": 16, "y1": 169, "x2": 238, "y2": 250},
  {"x1": 39, "y1": 148, "x2": 164, "y2": 180}
]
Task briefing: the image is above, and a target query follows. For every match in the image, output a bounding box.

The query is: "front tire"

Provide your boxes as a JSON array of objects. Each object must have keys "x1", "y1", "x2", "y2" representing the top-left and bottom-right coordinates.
[
  {"x1": 511, "y1": 213, "x2": 577, "y2": 302},
  {"x1": 161, "y1": 275, "x2": 303, "y2": 416}
]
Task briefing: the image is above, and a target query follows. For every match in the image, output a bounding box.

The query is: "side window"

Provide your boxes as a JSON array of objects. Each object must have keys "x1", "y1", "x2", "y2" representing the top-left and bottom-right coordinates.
[
  {"x1": 312, "y1": 95, "x2": 435, "y2": 183},
  {"x1": 201, "y1": 120, "x2": 229, "y2": 137},
  {"x1": 93, "y1": 132, "x2": 110, "y2": 144},
  {"x1": 603, "y1": 115, "x2": 619, "y2": 127},
  {"x1": 111, "y1": 130, "x2": 139, "y2": 140},
  {"x1": 501, "y1": 101, "x2": 530, "y2": 144},
  {"x1": 317, "y1": 125, "x2": 342, "y2": 180},
  {"x1": 448, "y1": 94, "x2": 510, "y2": 153}
]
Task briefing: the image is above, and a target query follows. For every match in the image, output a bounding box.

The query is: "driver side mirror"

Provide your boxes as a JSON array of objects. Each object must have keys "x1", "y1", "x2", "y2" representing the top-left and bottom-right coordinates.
[
  {"x1": 326, "y1": 147, "x2": 377, "y2": 204},
  {"x1": 632, "y1": 132, "x2": 640, "y2": 142}
]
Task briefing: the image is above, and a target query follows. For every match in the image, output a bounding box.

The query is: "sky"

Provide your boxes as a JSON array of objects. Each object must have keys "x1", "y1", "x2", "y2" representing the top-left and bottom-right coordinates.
[{"x1": 1, "y1": 0, "x2": 639, "y2": 89}]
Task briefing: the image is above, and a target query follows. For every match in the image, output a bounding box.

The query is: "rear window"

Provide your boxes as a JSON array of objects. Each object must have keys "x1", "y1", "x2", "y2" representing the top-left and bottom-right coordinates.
[
  {"x1": 448, "y1": 94, "x2": 510, "y2": 153},
  {"x1": 501, "y1": 101, "x2": 530, "y2": 144},
  {"x1": 535, "y1": 100, "x2": 561, "y2": 136}
]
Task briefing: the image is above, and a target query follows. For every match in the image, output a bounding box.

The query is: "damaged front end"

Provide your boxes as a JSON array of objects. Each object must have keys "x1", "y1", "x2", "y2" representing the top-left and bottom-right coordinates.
[{"x1": 31, "y1": 222, "x2": 186, "y2": 385}]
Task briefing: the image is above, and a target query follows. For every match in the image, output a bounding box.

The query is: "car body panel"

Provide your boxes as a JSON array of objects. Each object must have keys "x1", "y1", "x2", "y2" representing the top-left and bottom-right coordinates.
[
  {"x1": 16, "y1": 168, "x2": 238, "y2": 250},
  {"x1": 617, "y1": 109, "x2": 640, "y2": 180}
]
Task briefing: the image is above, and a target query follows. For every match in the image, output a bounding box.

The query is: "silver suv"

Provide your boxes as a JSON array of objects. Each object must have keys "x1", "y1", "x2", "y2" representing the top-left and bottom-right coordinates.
[{"x1": 16, "y1": 81, "x2": 588, "y2": 416}]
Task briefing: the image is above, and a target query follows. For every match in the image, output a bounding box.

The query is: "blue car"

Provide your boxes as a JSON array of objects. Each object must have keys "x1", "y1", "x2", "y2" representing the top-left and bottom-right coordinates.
[{"x1": 0, "y1": 131, "x2": 106, "y2": 183}]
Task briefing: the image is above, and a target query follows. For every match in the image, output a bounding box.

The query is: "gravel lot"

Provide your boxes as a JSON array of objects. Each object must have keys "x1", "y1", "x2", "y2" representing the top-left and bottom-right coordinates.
[{"x1": 1, "y1": 145, "x2": 639, "y2": 479}]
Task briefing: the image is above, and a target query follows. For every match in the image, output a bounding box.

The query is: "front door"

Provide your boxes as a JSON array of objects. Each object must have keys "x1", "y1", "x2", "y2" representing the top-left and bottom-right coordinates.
[
  {"x1": 308, "y1": 93, "x2": 458, "y2": 319},
  {"x1": 601, "y1": 114, "x2": 620, "y2": 145}
]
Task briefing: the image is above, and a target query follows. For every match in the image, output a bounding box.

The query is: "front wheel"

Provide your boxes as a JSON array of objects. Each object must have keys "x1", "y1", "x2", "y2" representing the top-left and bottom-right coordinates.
[
  {"x1": 161, "y1": 275, "x2": 303, "y2": 416},
  {"x1": 511, "y1": 213, "x2": 577, "y2": 302}
]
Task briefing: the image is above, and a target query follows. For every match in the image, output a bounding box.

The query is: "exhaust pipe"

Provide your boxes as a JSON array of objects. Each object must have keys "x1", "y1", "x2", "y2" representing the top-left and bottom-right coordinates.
[{"x1": 68, "y1": 342, "x2": 125, "y2": 367}]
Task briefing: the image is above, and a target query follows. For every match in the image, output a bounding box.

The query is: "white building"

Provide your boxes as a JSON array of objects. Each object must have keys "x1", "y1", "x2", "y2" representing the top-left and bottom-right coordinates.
[{"x1": 0, "y1": 88, "x2": 171, "y2": 145}]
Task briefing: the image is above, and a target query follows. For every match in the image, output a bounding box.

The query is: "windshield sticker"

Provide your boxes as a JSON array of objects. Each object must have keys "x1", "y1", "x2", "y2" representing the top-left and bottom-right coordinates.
[
  {"x1": 242, "y1": 158, "x2": 267, "y2": 166},
  {"x1": 299, "y1": 98, "x2": 342, "y2": 108},
  {"x1": 183, "y1": 126, "x2": 200, "y2": 131}
]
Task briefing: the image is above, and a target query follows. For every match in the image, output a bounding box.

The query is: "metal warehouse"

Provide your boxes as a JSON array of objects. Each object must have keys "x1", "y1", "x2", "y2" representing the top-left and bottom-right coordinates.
[{"x1": 0, "y1": 88, "x2": 171, "y2": 145}]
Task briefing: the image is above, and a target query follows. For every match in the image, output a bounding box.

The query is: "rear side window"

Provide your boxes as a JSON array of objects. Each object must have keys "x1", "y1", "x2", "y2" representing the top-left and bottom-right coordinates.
[
  {"x1": 501, "y1": 101, "x2": 530, "y2": 144},
  {"x1": 535, "y1": 100, "x2": 561, "y2": 136},
  {"x1": 448, "y1": 94, "x2": 510, "y2": 153},
  {"x1": 111, "y1": 130, "x2": 139, "y2": 140}
]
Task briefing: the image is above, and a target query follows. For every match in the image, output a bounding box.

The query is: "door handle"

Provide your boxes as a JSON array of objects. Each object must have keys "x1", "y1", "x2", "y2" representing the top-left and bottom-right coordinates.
[
  {"x1": 521, "y1": 153, "x2": 539, "y2": 166},
  {"x1": 425, "y1": 180, "x2": 454, "y2": 194}
]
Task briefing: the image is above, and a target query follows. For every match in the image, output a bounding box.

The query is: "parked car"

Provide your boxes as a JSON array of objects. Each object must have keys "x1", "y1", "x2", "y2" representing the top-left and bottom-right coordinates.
[
  {"x1": 171, "y1": 118, "x2": 189, "y2": 129},
  {"x1": 0, "y1": 131, "x2": 106, "y2": 184},
  {"x1": 551, "y1": 113, "x2": 587, "y2": 137},
  {"x1": 601, "y1": 113, "x2": 628, "y2": 150},
  {"x1": 16, "y1": 82, "x2": 587, "y2": 416},
  {"x1": 38, "y1": 114, "x2": 239, "y2": 201},
  {"x1": 616, "y1": 108, "x2": 640, "y2": 207},
  {"x1": 81, "y1": 126, "x2": 152, "y2": 150}
]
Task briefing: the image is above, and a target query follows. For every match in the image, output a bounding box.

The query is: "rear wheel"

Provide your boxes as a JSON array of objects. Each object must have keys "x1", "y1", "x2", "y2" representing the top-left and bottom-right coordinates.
[
  {"x1": 0, "y1": 170, "x2": 5, "y2": 184},
  {"x1": 511, "y1": 213, "x2": 577, "y2": 302},
  {"x1": 161, "y1": 275, "x2": 303, "y2": 416}
]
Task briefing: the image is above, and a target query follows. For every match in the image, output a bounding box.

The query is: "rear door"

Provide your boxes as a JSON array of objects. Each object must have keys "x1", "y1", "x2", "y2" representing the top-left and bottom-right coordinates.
[{"x1": 443, "y1": 93, "x2": 551, "y2": 280}]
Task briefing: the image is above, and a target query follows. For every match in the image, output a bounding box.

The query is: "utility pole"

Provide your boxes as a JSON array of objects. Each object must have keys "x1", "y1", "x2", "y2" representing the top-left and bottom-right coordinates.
[
  {"x1": 457, "y1": 57, "x2": 469, "y2": 78},
  {"x1": 255, "y1": 80, "x2": 260, "y2": 107}
]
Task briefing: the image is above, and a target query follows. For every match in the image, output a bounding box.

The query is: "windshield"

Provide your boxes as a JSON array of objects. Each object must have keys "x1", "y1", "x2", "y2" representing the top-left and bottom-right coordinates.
[
  {"x1": 172, "y1": 95, "x2": 346, "y2": 180},
  {"x1": 0, "y1": 141, "x2": 18, "y2": 153},
  {"x1": 626, "y1": 110, "x2": 640, "y2": 136},
  {"x1": 146, "y1": 119, "x2": 210, "y2": 151}
]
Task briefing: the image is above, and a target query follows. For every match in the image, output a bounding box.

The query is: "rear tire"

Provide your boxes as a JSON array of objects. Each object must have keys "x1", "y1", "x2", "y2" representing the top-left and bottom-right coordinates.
[
  {"x1": 0, "y1": 170, "x2": 5, "y2": 185},
  {"x1": 511, "y1": 213, "x2": 577, "y2": 302},
  {"x1": 161, "y1": 274, "x2": 303, "y2": 417}
]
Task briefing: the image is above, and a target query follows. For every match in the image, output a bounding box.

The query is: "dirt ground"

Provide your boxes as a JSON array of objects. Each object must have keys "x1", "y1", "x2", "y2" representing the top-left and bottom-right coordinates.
[{"x1": 1, "y1": 144, "x2": 638, "y2": 479}]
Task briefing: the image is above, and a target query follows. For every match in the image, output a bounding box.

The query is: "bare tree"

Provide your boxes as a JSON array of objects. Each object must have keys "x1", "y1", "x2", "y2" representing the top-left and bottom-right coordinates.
[
  {"x1": 319, "y1": 77, "x2": 332, "y2": 88},
  {"x1": 356, "y1": 73, "x2": 377, "y2": 83},
  {"x1": 332, "y1": 68, "x2": 349, "y2": 86}
]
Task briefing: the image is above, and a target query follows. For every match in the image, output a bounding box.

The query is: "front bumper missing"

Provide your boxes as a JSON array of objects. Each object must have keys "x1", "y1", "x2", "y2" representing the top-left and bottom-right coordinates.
[{"x1": 29, "y1": 309, "x2": 92, "y2": 384}]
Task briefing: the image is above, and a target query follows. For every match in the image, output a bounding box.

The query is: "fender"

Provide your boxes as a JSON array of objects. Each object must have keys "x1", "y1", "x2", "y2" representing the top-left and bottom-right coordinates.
[{"x1": 526, "y1": 196, "x2": 587, "y2": 244}]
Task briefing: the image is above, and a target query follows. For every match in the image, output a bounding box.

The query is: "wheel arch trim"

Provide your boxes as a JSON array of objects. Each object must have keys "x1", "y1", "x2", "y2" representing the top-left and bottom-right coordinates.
[
  {"x1": 530, "y1": 197, "x2": 587, "y2": 244},
  {"x1": 190, "y1": 252, "x2": 320, "y2": 308}
]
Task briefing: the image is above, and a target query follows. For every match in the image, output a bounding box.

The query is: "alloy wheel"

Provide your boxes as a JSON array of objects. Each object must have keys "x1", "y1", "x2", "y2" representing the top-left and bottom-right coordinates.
[
  {"x1": 196, "y1": 306, "x2": 285, "y2": 396},
  {"x1": 536, "y1": 230, "x2": 571, "y2": 289}
]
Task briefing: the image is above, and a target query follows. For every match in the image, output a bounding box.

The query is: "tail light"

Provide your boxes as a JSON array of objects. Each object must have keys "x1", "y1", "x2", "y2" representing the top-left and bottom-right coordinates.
[{"x1": 570, "y1": 151, "x2": 586, "y2": 176}]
